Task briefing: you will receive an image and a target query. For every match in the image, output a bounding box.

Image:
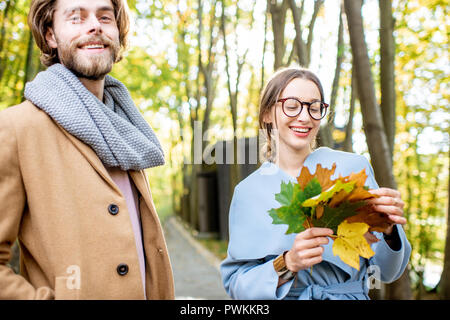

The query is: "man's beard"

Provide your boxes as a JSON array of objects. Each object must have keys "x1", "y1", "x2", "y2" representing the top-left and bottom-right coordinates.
[{"x1": 56, "y1": 35, "x2": 120, "y2": 80}]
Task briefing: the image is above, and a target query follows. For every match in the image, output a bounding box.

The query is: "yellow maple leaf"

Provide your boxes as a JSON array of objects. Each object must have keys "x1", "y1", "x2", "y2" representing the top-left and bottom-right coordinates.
[{"x1": 332, "y1": 221, "x2": 375, "y2": 270}]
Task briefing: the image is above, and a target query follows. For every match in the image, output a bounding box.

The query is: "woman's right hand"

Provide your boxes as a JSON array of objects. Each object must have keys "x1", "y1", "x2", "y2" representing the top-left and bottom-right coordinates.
[{"x1": 285, "y1": 227, "x2": 333, "y2": 272}]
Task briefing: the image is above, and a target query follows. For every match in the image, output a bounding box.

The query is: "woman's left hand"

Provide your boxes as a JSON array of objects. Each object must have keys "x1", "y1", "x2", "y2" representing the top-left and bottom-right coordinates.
[{"x1": 367, "y1": 187, "x2": 407, "y2": 235}]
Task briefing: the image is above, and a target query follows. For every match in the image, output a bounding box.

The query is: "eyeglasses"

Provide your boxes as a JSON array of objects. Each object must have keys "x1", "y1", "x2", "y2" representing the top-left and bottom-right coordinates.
[{"x1": 277, "y1": 97, "x2": 329, "y2": 120}]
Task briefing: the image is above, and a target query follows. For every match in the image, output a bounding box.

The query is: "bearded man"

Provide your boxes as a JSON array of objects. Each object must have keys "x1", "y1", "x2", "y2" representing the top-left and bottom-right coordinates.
[{"x1": 0, "y1": 0, "x2": 174, "y2": 299}]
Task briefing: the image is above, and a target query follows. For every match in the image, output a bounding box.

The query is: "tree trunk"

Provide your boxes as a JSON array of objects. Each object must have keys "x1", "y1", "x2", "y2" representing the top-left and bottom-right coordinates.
[
  {"x1": 220, "y1": 0, "x2": 244, "y2": 197},
  {"x1": 288, "y1": 0, "x2": 323, "y2": 68},
  {"x1": 305, "y1": 0, "x2": 324, "y2": 66},
  {"x1": 344, "y1": 0, "x2": 394, "y2": 188},
  {"x1": 261, "y1": 1, "x2": 269, "y2": 92},
  {"x1": 379, "y1": 0, "x2": 412, "y2": 299},
  {"x1": 319, "y1": 5, "x2": 344, "y2": 148},
  {"x1": 379, "y1": 0, "x2": 396, "y2": 157},
  {"x1": 188, "y1": 0, "x2": 218, "y2": 231},
  {"x1": 200, "y1": 0, "x2": 218, "y2": 139},
  {"x1": 344, "y1": 0, "x2": 412, "y2": 300},
  {"x1": 440, "y1": 154, "x2": 450, "y2": 299},
  {"x1": 343, "y1": 65, "x2": 356, "y2": 152},
  {"x1": 268, "y1": 0, "x2": 288, "y2": 70},
  {"x1": 288, "y1": 0, "x2": 307, "y2": 66},
  {"x1": 20, "y1": 29, "x2": 36, "y2": 101}
]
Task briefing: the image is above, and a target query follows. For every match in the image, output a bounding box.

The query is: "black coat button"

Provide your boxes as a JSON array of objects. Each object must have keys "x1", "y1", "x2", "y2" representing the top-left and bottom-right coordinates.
[
  {"x1": 117, "y1": 263, "x2": 128, "y2": 276},
  {"x1": 108, "y1": 204, "x2": 119, "y2": 215}
]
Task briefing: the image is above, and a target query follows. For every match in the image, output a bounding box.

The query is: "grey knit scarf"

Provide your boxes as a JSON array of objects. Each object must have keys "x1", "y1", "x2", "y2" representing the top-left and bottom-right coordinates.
[{"x1": 24, "y1": 63, "x2": 164, "y2": 170}]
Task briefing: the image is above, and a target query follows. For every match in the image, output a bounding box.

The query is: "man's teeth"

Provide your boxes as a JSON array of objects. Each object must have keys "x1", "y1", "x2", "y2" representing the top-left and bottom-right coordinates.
[
  {"x1": 291, "y1": 127, "x2": 310, "y2": 133},
  {"x1": 83, "y1": 44, "x2": 104, "y2": 49}
]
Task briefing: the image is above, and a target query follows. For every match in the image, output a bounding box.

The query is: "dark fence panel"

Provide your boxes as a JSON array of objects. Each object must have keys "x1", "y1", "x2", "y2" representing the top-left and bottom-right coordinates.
[
  {"x1": 216, "y1": 137, "x2": 259, "y2": 241},
  {"x1": 197, "y1": 170, "x2": 219, "y2": 238}
]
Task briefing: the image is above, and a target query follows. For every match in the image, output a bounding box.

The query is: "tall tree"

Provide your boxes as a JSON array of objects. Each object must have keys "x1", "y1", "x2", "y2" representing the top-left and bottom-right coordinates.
[
  {"x1": 219, "y1": 0, "x2": 253, "y2": 201},
  {"x1": 342, "y1": 66, "x2": 356, "y2": 152},
  {"x1": 344, "y1": 0, "x2": 394, "y2": 187},
  {"x1": 441, "y1": 158, "x2": 450, "y2": 299},
  {"x1": 260, "y1": 0, "x2": 269, "y2": 92},
  {"x1": 288, "y1": 0, "x2": 323, "y2": 67},
  {"x1": 267, "y1": 0, "x2": 289, "y2": 70},
  {"x1": 344, "y1": 0, "x2": 412, "y2": 299},
  {"x1": 20, "y1": 29, "x2": 38, "y2": 100},
  {"x1": 189, "y1": 0, "x2": 219, "y2": 229},
  {"x1": 379, "y1": 0, "x2": 396, "y2": 156},
  {"x1": 318, "y1": 3, "x2": 344, "y2": 148},
  {"x1": 197, "y1": 0, "x2": 218, "y2": 139}
]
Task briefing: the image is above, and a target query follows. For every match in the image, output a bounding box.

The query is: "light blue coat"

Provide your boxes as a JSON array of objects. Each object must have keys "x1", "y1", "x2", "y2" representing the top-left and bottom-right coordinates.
[{"x1": 220, "y1": 147, "x2": 411, "y2": 300}]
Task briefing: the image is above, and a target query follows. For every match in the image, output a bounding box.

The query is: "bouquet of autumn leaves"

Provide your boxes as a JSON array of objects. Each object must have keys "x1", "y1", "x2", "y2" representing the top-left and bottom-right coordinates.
[{"x1": 269, "y1": 163, "x2": 392, "y2": 270}]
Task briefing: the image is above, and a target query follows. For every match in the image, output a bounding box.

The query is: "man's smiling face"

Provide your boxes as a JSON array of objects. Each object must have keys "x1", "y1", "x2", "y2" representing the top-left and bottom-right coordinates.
[{"x1": 45, "y1": 0, "x2": 120, "y2": 80}]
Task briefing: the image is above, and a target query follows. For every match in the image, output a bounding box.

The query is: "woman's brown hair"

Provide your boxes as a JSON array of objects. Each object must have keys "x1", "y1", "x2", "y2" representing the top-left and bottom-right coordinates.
[
  {"x1": 28, "y1": 0, "x2": 131, "y2": 67},
  {"x1": 259, "y1": 67, "x2": 326, "y2": 162}
]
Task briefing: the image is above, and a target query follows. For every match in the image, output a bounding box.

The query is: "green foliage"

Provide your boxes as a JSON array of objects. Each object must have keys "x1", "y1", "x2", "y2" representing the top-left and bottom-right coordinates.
[
  {"x1": 394, "y1": 0, "x2": 449, "y2": 293},
  {"x1": 269, "y1": 179, "x2": 322, "y2": 234}
]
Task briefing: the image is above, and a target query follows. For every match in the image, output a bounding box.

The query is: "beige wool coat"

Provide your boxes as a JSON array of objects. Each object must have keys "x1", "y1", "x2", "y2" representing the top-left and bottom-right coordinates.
[{"x1": 0, "y1": 101, "x2": 174, "y2": 299}]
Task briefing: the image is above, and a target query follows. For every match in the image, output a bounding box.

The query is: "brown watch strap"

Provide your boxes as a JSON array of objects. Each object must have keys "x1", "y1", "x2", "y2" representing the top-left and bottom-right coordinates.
[{"x1": 273, "y1": 251, "x2": 288, "y2": 272}]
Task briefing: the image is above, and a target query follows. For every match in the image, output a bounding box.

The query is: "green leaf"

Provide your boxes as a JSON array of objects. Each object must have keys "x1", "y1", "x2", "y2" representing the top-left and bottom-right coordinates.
[
  {"x1": 269, "y1": 179, "x2": 322, "y2": 234},
  {"x1": 274, "y1": 181, "x2": 294, "y2": 206},
  {"x1": 268, "y1": 208, "x2": 284, "y2": 225},
  {"x1": 270, "y1": 205, "x2": 307, "y2": 234},
  {"x1": 302, "y1": 178, "x2": 323, "y2": 201},
  {"x1": 311, "y1": 201, "x2": 367, "y2": 234}
]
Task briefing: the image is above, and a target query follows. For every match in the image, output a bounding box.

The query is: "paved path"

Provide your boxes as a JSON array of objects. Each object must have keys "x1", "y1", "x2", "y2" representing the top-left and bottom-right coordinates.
[{"x1": 163, "y1": 216, "x2": 230, "y2": 300}]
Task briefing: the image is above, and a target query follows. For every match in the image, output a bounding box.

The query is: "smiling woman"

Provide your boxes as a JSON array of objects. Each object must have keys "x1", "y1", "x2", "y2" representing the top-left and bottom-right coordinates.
[
  {"x1": 259, "y1": 68, "x2": 327, "y2": 174},
  {"x1": 220, "y1": 67, "x2": 411, "y2": 300}
]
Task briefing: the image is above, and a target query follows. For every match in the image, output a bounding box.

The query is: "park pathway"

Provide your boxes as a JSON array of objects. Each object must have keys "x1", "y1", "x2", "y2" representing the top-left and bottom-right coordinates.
[{"x1": 163, "y1": 216, "x2": 230, "y2": 300}]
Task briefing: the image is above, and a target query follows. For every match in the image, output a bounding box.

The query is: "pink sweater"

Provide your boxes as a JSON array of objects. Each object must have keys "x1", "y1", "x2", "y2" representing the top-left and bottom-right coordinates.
[{"x1": 106, "y1": 167, "x2": 146, "y2": 298}]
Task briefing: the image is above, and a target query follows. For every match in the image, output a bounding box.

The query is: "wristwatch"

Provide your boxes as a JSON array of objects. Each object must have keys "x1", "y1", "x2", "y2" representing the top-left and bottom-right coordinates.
[{"x1": 273, "y1": 251, "x2": 297, "y2": 281}]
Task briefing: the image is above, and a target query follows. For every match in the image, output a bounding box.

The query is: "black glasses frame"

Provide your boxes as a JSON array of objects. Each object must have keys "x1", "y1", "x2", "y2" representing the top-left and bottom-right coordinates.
[{"x1": 277, "y1": 97, "x2": 329, "y2": 120}]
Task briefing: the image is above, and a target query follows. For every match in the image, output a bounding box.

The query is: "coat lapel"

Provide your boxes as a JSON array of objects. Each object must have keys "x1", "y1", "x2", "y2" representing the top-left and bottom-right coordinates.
[
  {"x1": 57, "y1": 123, "x2": 120, "y2": 194},
  {"x1": 129, "y1": 170, "x2": 154, "y2": 210},
  {"x1": 60, "y1": 121, "x2": 155, "y2": 211}
]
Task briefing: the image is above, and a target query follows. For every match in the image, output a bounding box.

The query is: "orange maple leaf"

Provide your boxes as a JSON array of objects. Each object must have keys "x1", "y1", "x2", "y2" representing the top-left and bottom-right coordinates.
[
  {"x1": 297, "y1": 163, "x2": 336, "y2": 191},
  {"x1": 296, "y1": 163, "x2": 389, "y2": 233}
]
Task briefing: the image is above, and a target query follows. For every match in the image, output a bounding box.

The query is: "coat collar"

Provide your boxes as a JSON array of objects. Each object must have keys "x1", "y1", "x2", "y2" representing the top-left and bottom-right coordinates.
[
  {"x1": 129, "y1": 170, "x2": 153, "y2": 206},
  {"x1": 57, "y1": 123, "x2": 121, "y2": 194},
  {"x1": 59, "y1": 123, "x2": 152, "y2": 208}
]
